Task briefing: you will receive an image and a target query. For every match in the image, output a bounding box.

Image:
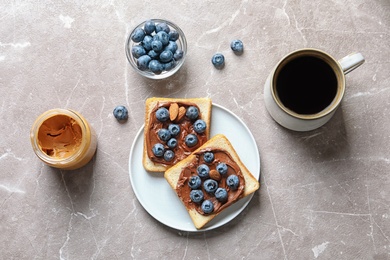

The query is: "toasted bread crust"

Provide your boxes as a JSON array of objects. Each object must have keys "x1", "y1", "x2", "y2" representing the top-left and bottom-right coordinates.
[
  {"x1": 143, "y1": 97, "x2": 212, "y2": 172},
  {"x1": 164, "y1": 134, "x2": 260, "y2": 229}
]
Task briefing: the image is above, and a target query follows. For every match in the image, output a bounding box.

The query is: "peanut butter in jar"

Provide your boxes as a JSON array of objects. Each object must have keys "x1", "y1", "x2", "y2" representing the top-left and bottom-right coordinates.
[{"x1": 30, "y1": 109, "x2": 97, "y2": 170}]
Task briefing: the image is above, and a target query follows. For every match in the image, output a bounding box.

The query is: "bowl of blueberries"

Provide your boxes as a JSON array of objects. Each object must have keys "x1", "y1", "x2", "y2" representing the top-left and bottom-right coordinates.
[{"x1": 126, "y1": 19, "x2": 187, "y2": 79}]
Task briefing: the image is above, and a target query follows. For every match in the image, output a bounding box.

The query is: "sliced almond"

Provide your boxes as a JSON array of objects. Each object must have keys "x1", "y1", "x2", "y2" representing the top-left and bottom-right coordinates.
[
  {"x1": 209, "y1": 169, "x2": 221, "y2": 181},
  {"x1": 169, "y1": 103, "x2": 179, "y2": 121},
  {"x1": 175, "y1": 106, "x2": 186, "y2": 122}
]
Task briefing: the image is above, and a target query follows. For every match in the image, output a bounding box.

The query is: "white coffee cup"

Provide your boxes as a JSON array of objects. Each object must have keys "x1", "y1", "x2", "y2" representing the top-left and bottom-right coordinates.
[{"x1": 264, "y1": 48, "x2": 364, "y2": 131}]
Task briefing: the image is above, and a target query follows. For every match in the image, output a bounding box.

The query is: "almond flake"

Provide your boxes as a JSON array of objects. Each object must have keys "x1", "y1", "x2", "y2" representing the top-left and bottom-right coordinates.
[
  {"x1": 175, "y1": 106, "x2": 186, "y2": 122},
  {"x1": 209, "y1": 169, "x2": 221, "y2": 181},
  {"x1": 169, "y1": 103, "x2": 179, "y2": 121}
]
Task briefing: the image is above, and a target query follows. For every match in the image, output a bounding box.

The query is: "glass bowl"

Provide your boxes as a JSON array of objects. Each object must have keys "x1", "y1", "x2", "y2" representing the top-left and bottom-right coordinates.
[{"x1": 125, "y1": 19, "x2": 187, "y2": 80}]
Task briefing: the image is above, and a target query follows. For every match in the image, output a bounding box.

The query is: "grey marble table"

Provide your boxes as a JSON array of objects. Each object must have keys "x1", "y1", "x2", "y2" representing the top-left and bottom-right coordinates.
[{"x1": 1, "y1": 1, "x2": 389, "y2": 259}]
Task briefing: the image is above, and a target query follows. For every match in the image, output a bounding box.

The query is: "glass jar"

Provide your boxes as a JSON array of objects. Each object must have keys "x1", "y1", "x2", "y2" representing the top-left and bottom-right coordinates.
[{"x1": 30, "y1": 109, "x2": 97, "y2": 170}]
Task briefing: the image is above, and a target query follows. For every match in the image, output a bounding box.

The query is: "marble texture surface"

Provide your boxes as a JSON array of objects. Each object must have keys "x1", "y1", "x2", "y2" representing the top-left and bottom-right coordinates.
[{"x1": 1, "y1": 1, "x2": 389, "y2": 259}]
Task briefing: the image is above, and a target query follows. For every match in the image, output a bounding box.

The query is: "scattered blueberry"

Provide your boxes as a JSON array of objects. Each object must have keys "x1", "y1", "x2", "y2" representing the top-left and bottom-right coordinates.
[
  {"x1": 201, "y1": 200, "x2": 214, "y2": 214},
  {"x1": 168, "y1": 124, "x2": 180, "y2": 136},
  {"x1": 155, "y1": 22, "x2": 170, "y2": 33},
  {"x1": 132, "y1": 45, "x2": 146, "y2": 58},
  {"x1": 197, "y1": 164, "x2": 210, "y2": 178},
  {"x1": 149, "y1": 59, "x2": 164, "y2": 74},
  {"x1": 215, "y1": 188, "x2": 228, "y2": 203},
  {"x1": 216, "y1": 163, "x2": 228, "y2": 175},
  {"x1": 152, "y1": 143, "x2": 165, "y2": 157},
  {"x1": 173, "y1": 49, "x2": 184, "y2": 60},
  {"x1": 226, "y1": 175, "x2": 240, "y2": 190},
  {"x1": 131, "y1": 28, "x2": 145, "y2": 43},
  {"x1": 185, "y1": 134, "x2": 198, "y2": 147},
  {"x1": 142, "y1": 35, "x2": 153, "y2": 51},
  {"x1": 188, "y1": 175, "x2": 202, "y2": 189},
  {"x1": 230, "y1": 39, "x2": 244, "y2": 54},
  {"x1": 163, "y1": 150, "x2": 175, "y2": 161},
  {"x1": 167, "y1": 138, "x2": 177, "y2": 149},
  {"x1": 186, "y1": 106, "x2": 199, "y2": 120},
  {"x1": 190, "y1": 190, "x2": 204, "y2": 203},
  {"x1": 159, "y1": 50, "x2": 173, "y2": 63},
  {"x1": 113, "y1": 106, "x2": 128, "y2": 121},
  {"x1": 155, "y1": 107, "x2": 169, "y2": 122},
  {"x1": 168, "y1": 30, "x2": 179, "y2": 41},
  {"x1": 203, "y1": 152, "x2": 214, "y2": 163},
  {"x1": 211, "y1": 53, "x2": 225, "y2": 69},
  {"x1": 151, "y1": 40, "x2": 163, "y2": 52},
  {"x1": 203, "y1": 179, "x2": 218, "y2": 194},
  {"x1": 137, "y1": 55, "x2": 152, "y2": 71},
  {"x1": 143, "y1": 20, "x2": 156, "y2": 35},
  {"x1": 193, "y1": 119, "x2": 207, "y2": 134},
  {"x1": 158, "y1": 128, "x2": 171, "y2": 142}
]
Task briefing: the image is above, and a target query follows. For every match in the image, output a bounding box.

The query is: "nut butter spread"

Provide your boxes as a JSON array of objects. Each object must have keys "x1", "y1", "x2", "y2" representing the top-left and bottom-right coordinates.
[
  {"x1": 176, "y1": 148, "x2": 245, "y2": 215},
  {"x1": 37, "y1": 114, "x2": 82, "y2": 158},
  {"x1": 146, "y1": 101, "x2": 208, "y2": 165}
]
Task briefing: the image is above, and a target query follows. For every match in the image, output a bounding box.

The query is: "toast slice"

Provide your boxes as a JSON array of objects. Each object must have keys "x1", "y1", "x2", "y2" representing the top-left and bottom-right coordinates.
[
  {"x1": 143, "y1": 97, "x2": 212, "y2": 172},
  {"x1": 164, "y1": 134, "x2": 260, "y2": 229}
]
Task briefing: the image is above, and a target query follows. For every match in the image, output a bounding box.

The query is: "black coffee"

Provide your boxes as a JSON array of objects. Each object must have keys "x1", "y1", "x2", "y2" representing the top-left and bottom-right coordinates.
[{"x1": 275, "y1": 56, "x2": 338, "y2": 115}]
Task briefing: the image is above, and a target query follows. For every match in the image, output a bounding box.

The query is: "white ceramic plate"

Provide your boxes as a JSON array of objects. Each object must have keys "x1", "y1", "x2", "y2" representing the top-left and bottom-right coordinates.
[{"x1": 129, "y1": 103, "x2": 260, "y2": 232}]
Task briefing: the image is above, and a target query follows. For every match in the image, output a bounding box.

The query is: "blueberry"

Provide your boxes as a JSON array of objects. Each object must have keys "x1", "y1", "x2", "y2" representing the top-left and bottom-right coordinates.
[
  {"x1": 185, "y1": 134, "x2": 198, "y2": 147},
  {"x1": 186, "y1": 106, "x2": 199, "y2": 120},
  {"x1": 226, "y1": 175, "x2": 240, "y2": 190},
  {"x1": 155, "y1": 107, "x2": 169, "y2": 122},
  {"x1": 155, "y1": 31, "x2": 169, "y2": 46},
  {"x1": 215, "y1": 188, "x2": 228, "y2": 203},
  {"x1": 113, "y1": 105, "x2": 128, "y2": 121},
  {"x1": 144, "y1": 20, "x2": 156, "y2": 35},
  {"x1": 164, "y1": 41, "x2": 178, "y2": 54},
  {"x1": 197, "y1": 164, "x2": 210, "y2": 178},
  {"x1": 158, "y1": 128, "x2": 171, "y2": 142},
  {"x1": 230, "y1": 39, "x2": 244, "y2": 54},
  {"x1": 155, "y1": 22, "x2": 170, "y2": 33},
  {"x1": 173, "y1": 49, "x2": 184, "y2": 60},
  {"x1": 203, "y1": 179, "x2": 218, "y2": 193},
  {"x1": 201, "y1": 200, "x2": 214, "y2": 214},
  {"x1": 188, "y1": 175, "x2": 202, "y2": 189},
  {"x1": 216, "y1": 163, "x2": 228, "y2": 175},
  {"x1": 190, "y1": 190, "x2": 204, "y2": 203},
  {"x1": 203, "y1": 152, "x2": 214, "y2": 163},
  {"x1": 136, "y1": 55, "x2": 152, "y2": 71},
  {"x1": 131, "y1": 28, "x2": 145, "y2": 43},
  {"x1": 148, "y1": 50, "x2": 159, "y2": 59},
  {"x1": 163, "y1": 60, "x2": 175, "y2": 71},
  {"x1": 168, "y1": 124, "x2": 180, "y2": 136},
  {"x1": 163, "y1": 150, "x2": 175, "y2": 161},
  {"x1": 211, "y1": 53, "x2": 225, "y2": 69},
  {"x1": 151, "y1": 40, "x2": 163, "y2": 52},
  {"x1": 152, "y1": 143, "x2": 165, "y2": 157},
  {"x1": 131, "y1": 45, "x2": 146, "y2": 58},
  {"x1": 160, "y1": 50, "x2": 173, "y2": 63},
  {"x1": 193, "y1": 119, "x2": 207, "y2": 134},
  {"x1": 167, "y1": 138, "x2": 177, "y2": 149},
  {"x1": 168, "y1": 30, "x2": 179, "y2": 41},
  {"x1": 142, "y1": 35, "x2": 153, "y2": 51},
  {"x1": 148, "y1": 59, "x2": 164, "y2": 74}
]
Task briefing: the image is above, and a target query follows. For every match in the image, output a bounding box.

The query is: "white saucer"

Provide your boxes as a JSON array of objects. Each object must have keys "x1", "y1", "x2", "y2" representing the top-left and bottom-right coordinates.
[{"x1": 129, "y1": 103, "x2": 260, "y2": 232}]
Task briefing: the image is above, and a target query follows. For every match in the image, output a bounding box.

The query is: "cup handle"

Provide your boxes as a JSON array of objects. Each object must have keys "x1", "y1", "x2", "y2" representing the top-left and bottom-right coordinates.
[{"x1": 338, "y1": 52, "x2": 365, "y2": 75}]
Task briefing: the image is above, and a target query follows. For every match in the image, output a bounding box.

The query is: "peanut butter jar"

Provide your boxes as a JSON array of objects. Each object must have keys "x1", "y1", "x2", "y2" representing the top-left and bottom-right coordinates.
[{"x1": 30, "y1": 109, "x2": 97, "y2": 170}]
